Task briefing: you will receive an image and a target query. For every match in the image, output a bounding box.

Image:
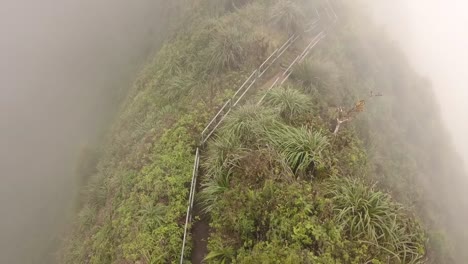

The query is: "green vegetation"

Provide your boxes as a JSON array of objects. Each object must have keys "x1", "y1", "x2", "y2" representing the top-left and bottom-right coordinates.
[
  {"x1": 201, "y1": 93, "x2": 425, "y2": 263},
  {"x1": 263, "y1": 87, "x2": 312, "y2": 121},
  {"x1": 62, "y1": 0, "x2": 468, "y2": 263}
]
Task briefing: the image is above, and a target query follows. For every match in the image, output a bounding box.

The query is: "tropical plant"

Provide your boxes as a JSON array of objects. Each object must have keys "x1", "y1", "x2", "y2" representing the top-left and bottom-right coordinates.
[
  {"x1": 206, "y1": 23, "x2": 247, "y2": 73},
  {"x1": 270, "y1": 0, "x2": 305, "y2": 34},
  {"x1": 291, "y1": 59, "x2": 339, "y2": 91},
  {"x1": 205, "y1": 133, "x2": 246, "y2": 177},
  {"x1": 204, "y1": 246, "x2": 235, "y2": 264},
  {"x1": 77, "y1": 205, "x2": 97, "y2": 231},
  {"x1": 324, "y1": 177, "x2": 426, "y2": 263},
  {"x1": 201, "y1": 133, "x2": 247, "y2": 213},
  {"x1": 138, "y1": 202, "x2": 167, "y2": 229},
  {"x1": 263, "y1": 87, "x2": 312, "y2": 121},
  {"x1": 84, "y1": 174, "x2": 108, "y2": 209},
  {"x1": 265, "y1": 124, "x2": 328, "y2": 176},
  {"x1": 220, "y1": 104, "x2": 279, "y2": 143},
  {"x1": 290, "y1": 59, "x2": 317, "y2": 88}
]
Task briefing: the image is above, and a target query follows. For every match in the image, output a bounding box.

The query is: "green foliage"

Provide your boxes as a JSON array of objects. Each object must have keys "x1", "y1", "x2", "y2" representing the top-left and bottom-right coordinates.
[
  {"x1": 63, "y1": 0, "x2": 465, "y2": 262},
  {"x1": 220, "y1": 104, "x2": 279, "y2": 143},
  {"x1": 204, "y1": 247, "x2": 235, "y2": 264},
  {"x1": 325, "y1": 177, "x2": 426, "y2": 263},
  {"x1": 263, "y1": 86, "x2": 312, "y2": 121},
  {"x1": 206, "y1": 24, "x2": 248, "y2": 73},
  {"x1": 265, "y1": 124, "x2": 328, "y2": 176},
  {"x1": 270, "y1": 0, "x2": 305, "y2": 34},
  {"x1": 290, "y1": 58, "x2": 341, "y2": 106}
]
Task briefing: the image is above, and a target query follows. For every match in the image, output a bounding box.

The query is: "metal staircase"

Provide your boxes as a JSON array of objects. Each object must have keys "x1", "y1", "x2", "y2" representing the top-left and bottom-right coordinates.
[{"x1": 179, "y1": 1, "x2": 339, "y2": 262}]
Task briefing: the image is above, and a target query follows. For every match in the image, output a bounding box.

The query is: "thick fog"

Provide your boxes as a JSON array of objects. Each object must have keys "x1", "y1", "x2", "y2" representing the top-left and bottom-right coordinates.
[
  {"x1": 0, "y1": 1, "x2": 173, "y2": 263},
  {"x1": 367, "y1": 0, "x2": 468, "y2": 259},
  {"x1": 368, "y1": 0, "x2": 468, "y2": 171}
]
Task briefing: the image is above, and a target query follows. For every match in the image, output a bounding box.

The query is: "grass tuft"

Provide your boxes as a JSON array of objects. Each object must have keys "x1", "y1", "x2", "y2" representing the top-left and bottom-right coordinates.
[
  {"x1": 263, "y1": 86, "x2": 312, "y2": 121},
  {"x1": 265, "y1": 124, "x2": 328, "y2": 176}
]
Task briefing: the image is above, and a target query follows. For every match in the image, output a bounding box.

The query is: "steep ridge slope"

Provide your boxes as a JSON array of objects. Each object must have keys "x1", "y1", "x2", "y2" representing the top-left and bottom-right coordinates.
[
  {"x1": 62, "y1": 0, "x2": 467, "y2": 263},
  {"x1": 61, "y1": 1, "x2": 320, "y2": 263}
]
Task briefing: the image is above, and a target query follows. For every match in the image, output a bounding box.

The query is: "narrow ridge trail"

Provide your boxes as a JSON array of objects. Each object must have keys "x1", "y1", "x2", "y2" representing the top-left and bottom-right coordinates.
[
  {"x1": 182, "y1": 4, "x2": 338, "y2": 262},
  {"x1": 189, "y1": 34, "x2": 326, "y2": 264}
]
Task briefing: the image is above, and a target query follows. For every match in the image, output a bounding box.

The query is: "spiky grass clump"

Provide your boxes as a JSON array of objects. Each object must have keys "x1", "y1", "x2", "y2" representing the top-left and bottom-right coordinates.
[
  {"x1": 325, "y1": 177, "x2": 426, "y2": 263},
  {"x1": 204, "y1": 133, "x2": 246, "y2": 182},
  {"x1": 207, "y1": 24, "x2": 247, "y2": 73},
  {"x1": 291, "y1": 60, "x2": 317, "y2": 88},
  {"x1": 220, "y1": 104, "x2": 279, "y2": 143},
  {"x1": 138, "y1": 202, "x2": 167, "y2": 230},
  {"x1": 201, "y1": 134, "x2": 247, "y2": 213},
  {"x1": 77, "y1": 205, "x2": 97, "y2": 232},
  {"x1": 270, "y1": 0, "x2": 305, "y2": 34},
  {"x1": 204, "y1": 247, "x2": 235, "y2": 263},
  {"x1": 266, "y1": 124, "x2": 328, "y2": 176},
  {"x1": 263, "y1": 87, "x2": 312, "y2": 121},
  {"x1": 291, "y1": 59, "x2": 339, "y2": 89}
]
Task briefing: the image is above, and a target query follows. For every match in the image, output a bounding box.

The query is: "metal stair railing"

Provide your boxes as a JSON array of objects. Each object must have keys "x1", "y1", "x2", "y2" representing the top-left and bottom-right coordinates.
[
  {"x1": 178, "y1": 2, "x2": 340, "y2": 259},
  {"x1": 200, "y1": 33, "x2": 299, "y2": 144},
  {"x1": 260, "y1": 31, "x2": 328, "y2": 105},
  {"x1": 179, "y1": 31, "x2": 301, "y2": 264},
  {"x1": 179, "y1": 147, "x2": 200, "y2": 263}
]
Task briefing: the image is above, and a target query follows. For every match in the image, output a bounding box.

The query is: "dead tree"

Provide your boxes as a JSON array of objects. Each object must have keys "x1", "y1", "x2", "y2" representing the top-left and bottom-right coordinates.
[{"x1": 333, "y1": 91, "x2": 382, "y2": 135}]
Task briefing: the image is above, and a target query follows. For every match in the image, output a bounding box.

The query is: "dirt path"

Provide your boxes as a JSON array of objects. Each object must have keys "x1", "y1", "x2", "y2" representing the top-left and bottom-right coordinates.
[{"x1": 190, "y1": 179, "x2": 210, "y2": 264}]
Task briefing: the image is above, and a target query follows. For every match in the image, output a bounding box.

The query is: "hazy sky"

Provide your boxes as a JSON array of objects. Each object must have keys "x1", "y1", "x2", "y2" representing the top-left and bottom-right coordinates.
[
  {"x1": 0, "y1": 1, "x2": 169, "y2": 263},
  {"x1": 369, "y1": 0, "x2": 468, "y2": 170}
]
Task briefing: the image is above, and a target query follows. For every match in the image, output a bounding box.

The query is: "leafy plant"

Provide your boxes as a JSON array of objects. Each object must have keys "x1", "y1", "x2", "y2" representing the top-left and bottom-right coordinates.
[
  {"x1": 207, "y1": 23, "x2": 247, "y2": 73},
  {"x1": 290, "y1": 59, "x2": 317, "y2": 88},
  {"x1": 270, "y1": 0, "x2": 305, "y2": 34},
  {"x1": 265, "y1": 124, "x2": 328, "y2": 176},
  {"x1": 204, "y1": 246, "x2": 235, "y2": 264},
  {"x1": 325, "y1": 177, "x2": 426, "y2": 263},
  {"x1": 138, "y1": 202, "x2": 168, "y2": 229},
  {"x1": 77, "y1": 205, "x2": 97, "y2": 231},
  {"x1": 263, "y1": 86, "x2": 312, "y2": 121},
  {"x1": 201, "y1": 134, "x2": 247, "y2": 213},
  {"x1": 220, "y1": 104, "x2": 279, "y2": 143}
]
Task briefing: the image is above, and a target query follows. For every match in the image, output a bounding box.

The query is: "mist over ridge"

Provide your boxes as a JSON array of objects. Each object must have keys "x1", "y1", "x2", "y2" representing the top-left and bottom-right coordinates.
[{"x1": 0, "y1": 1, "x2": 181, "y2": 263}]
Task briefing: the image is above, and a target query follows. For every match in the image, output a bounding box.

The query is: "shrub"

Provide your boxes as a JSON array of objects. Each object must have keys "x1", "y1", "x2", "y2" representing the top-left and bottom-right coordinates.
[
  {"x1": 265, "y1": 124, "x2": 328, "y2": 176},
  {"x1": 290, "y1": 60, "x2": 317, "y2": 88},
  {"x1": 270, "y1": 0, "x2": 305, "y2": 34},
  {"x1": 204, "y1": 247, "x2": 236, "y2": 263},
  {"x1": 325, "y1": 177, "x2": 426, "y2": 263},
  {"x1": 263, "y1": 87, "x2": 312, "y2": 121},
  {"x1": 206, "y1": 23, "x2": 248, "y2": 73},
  {"x1": 220, "y1": 104, "x2": 279, "y2": 143}
]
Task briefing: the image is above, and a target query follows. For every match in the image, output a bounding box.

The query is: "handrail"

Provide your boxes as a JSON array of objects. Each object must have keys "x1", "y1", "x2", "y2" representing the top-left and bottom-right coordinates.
[
  {"x1": 257, "y1": 77, "x2": 281, "y2": 105},
  {"x1": 232, "y1": 70, "x2": 258, "y2": 99},
  {"x1": 179, "y1": 10, "x2": 335, "y2": 262},
  {"x1": 201, "y1": 99, "x2": 232, "y2": 142},
  {"x1": 180, "y1": 148, "x2": 200, "y2": 264},
  {"x1": 259, "y1": 35, "x2": 299, "y2": 78},
  {"x1": 300, "y1": 33, "x2": 326, "y2": 63},
  {"x1": 200, "y1": 34, "x2": 301, "y2": 145}
]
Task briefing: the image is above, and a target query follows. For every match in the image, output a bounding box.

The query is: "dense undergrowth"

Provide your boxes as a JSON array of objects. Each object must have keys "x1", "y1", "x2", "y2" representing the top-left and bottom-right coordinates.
[
  {"x1": 62, "y1": 0, "x2": 467, "y2": 263},
  {"x1": 62, "y1": 0, "x2": 306, "y2": 263},
  {"x1": 202, "y1": 94, "x2": 425, "y2": 263}
]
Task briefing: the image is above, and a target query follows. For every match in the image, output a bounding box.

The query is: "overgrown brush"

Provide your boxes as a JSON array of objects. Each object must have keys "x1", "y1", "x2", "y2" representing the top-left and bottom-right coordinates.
[
  {"x1": 263, "y1": 86, "x2": 312, "y2": 121},
  {"x1": 206, "y1": 24, "x2": 248, "y2": 73},
  {"x1": 270, "y1": 0, "x2": 305, "y2": 34},
  {"x1": 291, "y1": 59, "x2": 339, "y2": 91},
  {"x1": 220, "y1": 104, "x2": 279, "y2": 143},
  {"x1": 265, "y1": 124, "x2": 328, "y2": 176},
  {"x1": 325, "y1": 177, "x2": 426, "y2": 263},
  {"x1": 201, "y1": 134, "x2": 246, "y2": 213}
]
